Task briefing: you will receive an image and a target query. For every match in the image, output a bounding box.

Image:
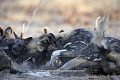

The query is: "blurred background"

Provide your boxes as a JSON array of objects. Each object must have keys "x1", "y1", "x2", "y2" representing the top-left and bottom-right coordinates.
[{"x1": 0, "y1": 0, "x2": 120, "y2": 38}]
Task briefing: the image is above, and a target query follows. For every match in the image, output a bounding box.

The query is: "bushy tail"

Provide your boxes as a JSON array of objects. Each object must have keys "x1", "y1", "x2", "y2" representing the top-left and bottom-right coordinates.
[{"x1": 92, "y1": 14, "x2": 109, "y2": 48}]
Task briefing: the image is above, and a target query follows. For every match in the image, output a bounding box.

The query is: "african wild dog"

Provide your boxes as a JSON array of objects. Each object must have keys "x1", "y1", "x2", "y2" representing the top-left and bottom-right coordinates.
[
  {"x1": 24, "y1": 32, "x2": 63, "y2": 67},
  {"x1": 48, "y1": 15, "x2": 120, "y2": 74},
  {"x1": 48, "y1": 28, "x2": 93, "y2": 68},
  {"x1": 12, "y1": 32, "x2": 33, "y2": 63},
  {"x1": 12, "y1": 29, "x2": 62, "y2": 68},
  {"x1": 0, "y1": 27, "x2": 21, "y2": 74},
  {"x1": 0, "y1": 27, "x2": 15, "y2": 59}
]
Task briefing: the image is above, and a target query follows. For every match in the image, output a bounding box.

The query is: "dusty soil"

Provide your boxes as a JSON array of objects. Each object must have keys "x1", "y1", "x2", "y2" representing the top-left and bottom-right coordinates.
[{"x1": 0, "y1": 71, "x2": 120, "y2": 80}]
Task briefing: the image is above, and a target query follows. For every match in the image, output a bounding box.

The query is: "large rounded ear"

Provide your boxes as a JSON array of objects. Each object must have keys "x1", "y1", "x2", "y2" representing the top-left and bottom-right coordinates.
[
  {"x1": 4, "y1": 27, "x2": 13, "y2": 36},
  {"x1": 13, "y1": 32, "x2": 18, "y2": 39},
  {"x1": 25, "y1": 37, "x2": 33, "y2": 44},
  {"x1": 48, "y1": 33, "x2": 56, "y2": 40},
  {"x1": 0, "y1": 27, "x2": 3, "y2": 36},
  {"x1": 48, "y1": 33, "x2": 56, "y2": 45}
]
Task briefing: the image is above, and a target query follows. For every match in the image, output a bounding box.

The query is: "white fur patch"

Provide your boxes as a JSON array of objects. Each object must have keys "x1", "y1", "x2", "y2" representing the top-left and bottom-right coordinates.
[
  {"x1": 93, "y1": 58, "x2": 102, "y2": 61},
  {"x1": 80, "y1": 41, "x2": 87, "y2": 45},
  {"x1": 51, "y1": 49, "x2": 67, "y2": 58},
  {"x1": 49, "y1": 49, "x2": 67, "y2": 66},
  {"x1": 64, "y1": 42, "x2": 72, "y2": 48}
]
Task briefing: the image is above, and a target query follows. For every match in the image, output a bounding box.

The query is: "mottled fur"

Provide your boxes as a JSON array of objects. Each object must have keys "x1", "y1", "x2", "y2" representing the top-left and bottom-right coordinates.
[{"x1": 49, "y1": 15, "x2": 120, "y2": 74}]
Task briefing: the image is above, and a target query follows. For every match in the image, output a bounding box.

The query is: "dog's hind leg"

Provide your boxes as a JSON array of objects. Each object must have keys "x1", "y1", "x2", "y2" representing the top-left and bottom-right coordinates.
[
  {"x1": 58, "y1": 57, "x2": 87, "y2": 70},
  {"x1": 101, "y1": 60, "x2": 120, "y2": 74}
]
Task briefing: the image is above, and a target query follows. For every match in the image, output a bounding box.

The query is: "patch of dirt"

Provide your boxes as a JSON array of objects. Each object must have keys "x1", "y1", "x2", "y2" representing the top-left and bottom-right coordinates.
[{"x1": 0, "y1": 70, "x2": 120, "y2": 80}]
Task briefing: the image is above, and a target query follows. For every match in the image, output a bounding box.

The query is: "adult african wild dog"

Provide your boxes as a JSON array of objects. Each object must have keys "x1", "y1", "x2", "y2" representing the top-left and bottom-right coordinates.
[
  {"x1": 0, "y1": 27, "x2": 21, "y2": 74},
  {"x1": 0, "y1": 27, "x2": 15, "y2": 59},
  {"x1": 47, "y1": 28, "x2": 93, "y2": 69},
  {"x1": 12, "y1": 32, "x2": 33, "y2": 63},
  {"x1": 49, "y1": 15, "x2": 120, "y2": 74},
  {"x1": 0, "y1": 27, "x2": 14, "y2": 49}
]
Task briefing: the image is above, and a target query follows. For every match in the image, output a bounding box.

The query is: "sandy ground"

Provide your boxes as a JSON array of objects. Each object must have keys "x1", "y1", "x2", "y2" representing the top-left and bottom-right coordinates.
[{"x1": 0, "y1": 71, "x2": 120, "y2": 80}]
